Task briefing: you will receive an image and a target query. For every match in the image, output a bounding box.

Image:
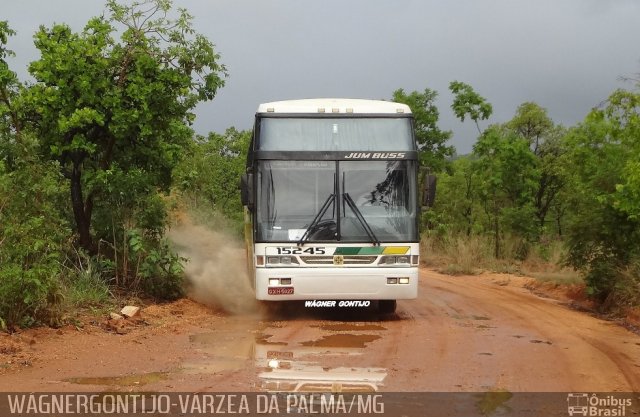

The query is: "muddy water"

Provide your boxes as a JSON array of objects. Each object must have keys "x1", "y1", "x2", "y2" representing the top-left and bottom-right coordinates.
[
  {"x1": 64, "y1": 372, "x2": 168, "y2": 387},
  {"x1": 183, "y1": 316, "x2": 389, "y2": 392}
]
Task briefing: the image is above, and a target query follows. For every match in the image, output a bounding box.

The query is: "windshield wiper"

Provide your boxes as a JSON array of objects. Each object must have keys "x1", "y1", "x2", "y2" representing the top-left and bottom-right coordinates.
[
  {"x1": 342, "y1": 192, "x2": 380, "y2": 246},
  {"x1": 297, "y1": 193, "x2": 335, "y2": 246}
]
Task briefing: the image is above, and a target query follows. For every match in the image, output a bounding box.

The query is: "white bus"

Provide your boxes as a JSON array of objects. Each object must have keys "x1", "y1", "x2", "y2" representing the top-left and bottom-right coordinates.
[{"x1": 241, "y1": 99, "x2": 432, "y2": 313}]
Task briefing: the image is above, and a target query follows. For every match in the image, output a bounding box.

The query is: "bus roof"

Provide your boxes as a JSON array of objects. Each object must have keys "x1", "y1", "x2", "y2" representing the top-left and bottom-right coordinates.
[{"x1": 257, "y1": 98, "x2": 411, "y2": 115}]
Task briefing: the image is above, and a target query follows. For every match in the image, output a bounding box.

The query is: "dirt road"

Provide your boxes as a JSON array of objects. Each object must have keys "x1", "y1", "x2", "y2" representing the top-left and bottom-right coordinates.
[{"x1": 1, "y1": 268, "x2": 639, "y2": 392}]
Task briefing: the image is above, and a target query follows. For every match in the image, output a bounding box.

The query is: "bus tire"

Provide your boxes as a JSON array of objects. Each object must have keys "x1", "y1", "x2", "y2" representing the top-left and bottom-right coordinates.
[{"x1": 378, "y1": 300, "x2": 396, "y2": 314}]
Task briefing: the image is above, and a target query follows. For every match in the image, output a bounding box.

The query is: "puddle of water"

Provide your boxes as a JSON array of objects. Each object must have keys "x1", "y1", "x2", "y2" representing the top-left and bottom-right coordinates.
[
  {"x1": 258, "y1": 362, "x2": 387, "y2": 393},
  {"x1": 530, "y1": 339, "x2": 553, "y2": 345},
  {"x1": 300, "y1": 334, "x2": 381, "y2": 349},
  {"x1": 184, "y1": 329, "x2": 257, "y2": 374},
  {"x1": 184, "y1": 321, "x2": 388, "y2": 391},
  {"x1": 65, "y1": 372, "x2": 168, "y2": 386},
  {"x1": 313, "y1": 323, "x2": 386, "y2": 332},
  {"x1": 256, "y1": 332, "x2": 387, "y2": 391},
  {"x1": 255, "y1": 333, "x2": 288, "y2": 346}
]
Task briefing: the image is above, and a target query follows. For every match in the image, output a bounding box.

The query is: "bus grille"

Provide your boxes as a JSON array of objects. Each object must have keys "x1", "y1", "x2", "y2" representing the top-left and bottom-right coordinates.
[{"x1": 299, "y1": 255, "x2": 378, "y2": 265}]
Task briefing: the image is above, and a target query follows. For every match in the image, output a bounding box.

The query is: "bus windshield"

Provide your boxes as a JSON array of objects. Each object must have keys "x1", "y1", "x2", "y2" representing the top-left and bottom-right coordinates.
[
  {"x1": 259, "y1": 118, "x2": 414, "y2": 151},
  {"x1": 256, "y1": 160, "x2": 417, "y2": 242}
]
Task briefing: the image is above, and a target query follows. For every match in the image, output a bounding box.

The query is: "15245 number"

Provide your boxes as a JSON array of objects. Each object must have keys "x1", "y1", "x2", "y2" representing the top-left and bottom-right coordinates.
[{"x1": 276, "y1": 247, "x2": 326, "y2": 255}]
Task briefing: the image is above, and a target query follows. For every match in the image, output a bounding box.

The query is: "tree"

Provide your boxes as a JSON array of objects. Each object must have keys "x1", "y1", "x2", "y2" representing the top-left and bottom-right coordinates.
[
  {"x1": 433, "y1": 156, "x2": 480, "y2": 236},
  {"x1": 0, "y1": 21, "x2": 24, "y2": 162},
  {"x1": 564, "y1": 87, "x2": 640, "y2": 302},
  {"x1": 392, "y1": 88, "x2": 453, "y2": 172},
  {"x1": 449, "y1": 81, "x2": 493, "y2": 134},
  {"x1": 473, "y1": 125, "x2": 538, "y2": 258},
  {"x1": 173, "y1": 127, "x2": 251, "y2": 230},
  {"x1": 26, "y1": 0, "x2": 226, "y2": 253},
  {"x1": 506, "y1": 102, "x2": 566, "y2": 233},
  {"x1": 1, "y1": 23, "x2": 70, "y2": 328}
]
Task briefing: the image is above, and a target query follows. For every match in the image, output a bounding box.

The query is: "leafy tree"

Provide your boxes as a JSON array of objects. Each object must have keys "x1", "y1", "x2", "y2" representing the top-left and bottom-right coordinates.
[
  {"x1": 0, "y1": 148, "x2": 70, "y2": 329},
  {"x1": 506, "y1": 102, "x2": 567, "y2": 233},
  {"x1": 432, "y1": 156, "x2": 480, "y2": 236},
  {"x1": 26, "y1": 0, "x2": 226, "y2": 253},
  {"x1": 174, "y1": 127, "x2": 251, "y2": 231},
  {"x1": 449, "y1": 81, "x2": 493, "y2": 134},
  {"x1": 0, "y1": 21, "x2": 24, "y2": 165},
  {"x1": 564, "y1": 87, "x2": 640, "y2": 302},
  {"x1": 507, "y1": 102, "x2": 553, "y2": 155},
  {"x1": 473, "y1": 125, "x2": 538, "y2": 258},
  {"x1": 392, "y1": 88, "x2": 453, "y2": 172},
  {"x1": 0, "y1": 23, "x2": 70, "y2": 329}
]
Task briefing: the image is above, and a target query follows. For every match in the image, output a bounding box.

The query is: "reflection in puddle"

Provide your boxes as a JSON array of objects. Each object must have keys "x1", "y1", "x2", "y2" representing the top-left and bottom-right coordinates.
[
  {"x1": 257, "y1": 324, "x2": 386, "y2": 392},
  {"x1": 300, "y1": 334, "x2": 381, "y2": 348},
  {"x1": 65, "y1": 372, "x2": 168, "y2": 386},
  {"x1": 255, "y1": 343, "x2": 386, "y2": 392},
  {"x1": 255, "y1": 333, "x2": 288, "y2": 345},
  {"x1": 184, "y1": 320, "x2": 388, "y2": 392},
  {"x1": 313, "y1": 323, "x2": 387, "y2": 332}
]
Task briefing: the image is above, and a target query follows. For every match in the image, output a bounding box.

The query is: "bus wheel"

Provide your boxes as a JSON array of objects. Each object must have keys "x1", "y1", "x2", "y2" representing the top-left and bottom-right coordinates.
[{"x1": 378, "y1": 300, "x2": 396, "y2": 314}]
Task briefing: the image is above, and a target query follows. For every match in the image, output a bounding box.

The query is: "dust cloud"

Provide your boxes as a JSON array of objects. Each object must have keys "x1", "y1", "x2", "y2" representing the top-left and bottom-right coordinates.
[{"x1": 168, "y1": 218, "x2": 258, "y2": 315}]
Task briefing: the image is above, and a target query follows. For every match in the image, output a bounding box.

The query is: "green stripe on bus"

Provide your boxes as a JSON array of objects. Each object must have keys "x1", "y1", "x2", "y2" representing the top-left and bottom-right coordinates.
[
  {"x1": 358, "y1": 246, "x2": 385, "y2": 255},
  {"x1": 334, "y1": 247, "x2": 362, "y2": 255},
  {"x1": 334, "y1": 247, "x2": 386, "y2": 255}
]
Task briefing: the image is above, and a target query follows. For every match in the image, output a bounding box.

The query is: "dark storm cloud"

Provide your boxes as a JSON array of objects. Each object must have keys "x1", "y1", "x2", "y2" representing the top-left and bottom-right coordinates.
[{"x1": 4, "y1": 0, "x2": 640, "y2": 153}]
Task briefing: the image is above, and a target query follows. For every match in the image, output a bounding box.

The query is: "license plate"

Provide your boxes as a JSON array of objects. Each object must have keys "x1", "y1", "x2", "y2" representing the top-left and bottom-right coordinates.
[
  {"x1": 268, "y1": 287, "x2": 294, "y2": 295},
  {"x1": 267, "y1": 351, "x2": 294, "y2": 360}
]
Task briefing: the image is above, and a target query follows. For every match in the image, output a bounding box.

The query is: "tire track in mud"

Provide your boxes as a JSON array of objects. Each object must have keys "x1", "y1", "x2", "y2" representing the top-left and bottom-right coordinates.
[{"x1": 424, "y1": 271, "x2": 640, "y2": 391}]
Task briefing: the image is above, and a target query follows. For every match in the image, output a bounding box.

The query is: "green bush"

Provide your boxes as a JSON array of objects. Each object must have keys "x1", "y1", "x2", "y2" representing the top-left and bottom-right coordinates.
[
  {"x1": 128, "y1": 229, "x2": 185, "y2": 300},
  {"x1": 0, "y1": 153, "x2": 70, "y2": 329}
]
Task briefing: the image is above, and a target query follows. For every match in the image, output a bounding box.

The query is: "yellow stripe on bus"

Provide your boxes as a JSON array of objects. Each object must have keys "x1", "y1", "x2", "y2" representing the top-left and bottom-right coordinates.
[{"x1": 382, "y1": 246, "x2": 410, "y2": 255}]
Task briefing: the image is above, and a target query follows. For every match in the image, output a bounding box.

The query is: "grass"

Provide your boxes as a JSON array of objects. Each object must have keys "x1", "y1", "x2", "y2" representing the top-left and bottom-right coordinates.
[
  {"x1": 63, "y1": 256, "x2": 113, "y2": 311},
  {"x1": 527, "y1": 271, "x2": 583, "y2": 285},
  {"x1": 421, "y1": 232, "x2": 582, "y2": 286},
  {"x1": 421, "y1": 234, "x2": 491, "y2": 275}
]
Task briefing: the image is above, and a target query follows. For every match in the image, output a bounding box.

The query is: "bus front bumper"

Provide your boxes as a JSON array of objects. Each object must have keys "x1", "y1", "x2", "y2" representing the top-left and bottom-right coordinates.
[{"x1": 255, "y1": 267, "x2": 418, "y2": 301}]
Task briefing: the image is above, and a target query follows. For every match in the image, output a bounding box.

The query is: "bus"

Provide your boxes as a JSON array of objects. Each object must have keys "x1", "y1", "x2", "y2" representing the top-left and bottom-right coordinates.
[{"x1": 241, "y1": 98, "x2": 432, "y2": 313}]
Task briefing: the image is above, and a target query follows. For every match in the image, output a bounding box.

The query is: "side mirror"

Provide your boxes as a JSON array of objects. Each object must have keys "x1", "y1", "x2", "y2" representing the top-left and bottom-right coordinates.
[
  {"x1": 422, "y1": 174, "x2": 437, "y2": 208},
  {"x1": 240, "y1": 173, "x2": 254, "y2": 210}
]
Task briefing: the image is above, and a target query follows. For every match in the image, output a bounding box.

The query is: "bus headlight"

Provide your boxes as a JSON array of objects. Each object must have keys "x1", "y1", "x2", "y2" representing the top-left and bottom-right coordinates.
[
  {"x1": 379, "y1": 256, "x2": 411, "y2": 266},
  {"x1": 396, "y1": 256, "x2": 410, "y2": 264},
  {"x1": 382, "y1": 256, "x2": 396, "y2": 265},
  {"x1": 399, "y1": 277, "x2": 410, "y2": 284},
  {"x1": 266, "y1": 256, "x2": 299, "y2": 266}
]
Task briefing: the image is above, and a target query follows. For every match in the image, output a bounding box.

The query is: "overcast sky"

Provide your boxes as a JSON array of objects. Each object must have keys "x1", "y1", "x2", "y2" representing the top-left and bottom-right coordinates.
[{"x1": 4, "y1": 0, "x2": 640, "y2": 153}]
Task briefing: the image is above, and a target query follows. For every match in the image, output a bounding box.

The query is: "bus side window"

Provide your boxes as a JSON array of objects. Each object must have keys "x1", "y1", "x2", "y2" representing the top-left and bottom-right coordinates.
[{"x1": 241, "y1": 173, "x2": 254, "y2": 209}]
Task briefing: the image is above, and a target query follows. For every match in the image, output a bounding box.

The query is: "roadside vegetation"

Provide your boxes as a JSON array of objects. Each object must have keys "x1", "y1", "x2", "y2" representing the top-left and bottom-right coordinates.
[
  {"x1": 419, "y1": 82, "x2": 640, "y2": 316},
  {"x1": 1, "y1": 1, "x2": 639, "y2": 331}
]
